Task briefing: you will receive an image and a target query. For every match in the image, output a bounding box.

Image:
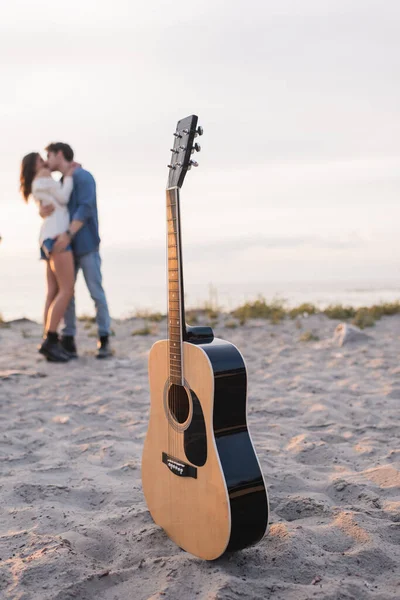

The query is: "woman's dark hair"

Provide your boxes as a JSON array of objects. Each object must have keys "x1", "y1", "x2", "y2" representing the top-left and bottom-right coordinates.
[
  {"x1": 45, "y1": 142, "x2": 74, "y2": 162},
  {"x1": 20, "y1": 152, "x2": 39, "y2": 202}
]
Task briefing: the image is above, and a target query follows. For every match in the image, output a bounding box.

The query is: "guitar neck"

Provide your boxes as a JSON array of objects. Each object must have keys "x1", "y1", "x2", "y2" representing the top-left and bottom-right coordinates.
[{"x1": 166, "y1": 187, "x2": 186, "y2": 385}]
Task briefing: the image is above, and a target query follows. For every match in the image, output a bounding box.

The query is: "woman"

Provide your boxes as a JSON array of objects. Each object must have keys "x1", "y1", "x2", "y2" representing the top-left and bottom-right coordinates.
[{"x1": 20, "y1": 152, "x2": 76, "y2": 362}]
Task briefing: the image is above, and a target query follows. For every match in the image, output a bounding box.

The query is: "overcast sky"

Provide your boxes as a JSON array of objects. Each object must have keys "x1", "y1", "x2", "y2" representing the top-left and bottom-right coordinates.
[{"x1": 1, "y1": 0, "x2": 400, "y2": 287}]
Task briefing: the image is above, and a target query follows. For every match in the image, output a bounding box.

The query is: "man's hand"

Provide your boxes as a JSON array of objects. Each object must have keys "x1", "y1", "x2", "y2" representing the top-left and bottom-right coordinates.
[
  {"x1": 52, "y1": 232, "x2": 71, "y2": 254},
  {"x1": 39, "y1": 204, "x2": 55, "y2": 219}
]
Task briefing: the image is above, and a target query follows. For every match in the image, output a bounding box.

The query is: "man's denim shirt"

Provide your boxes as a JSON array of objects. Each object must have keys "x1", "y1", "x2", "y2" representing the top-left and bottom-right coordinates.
[{"x1": 68, "y1": 168, "x2": 101, "y2": 257}]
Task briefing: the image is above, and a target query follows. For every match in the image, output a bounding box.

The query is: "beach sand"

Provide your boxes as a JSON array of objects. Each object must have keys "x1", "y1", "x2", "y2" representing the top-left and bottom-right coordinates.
[{"x1": 0, "y1": 314, "x2": 399, "y2": 599}]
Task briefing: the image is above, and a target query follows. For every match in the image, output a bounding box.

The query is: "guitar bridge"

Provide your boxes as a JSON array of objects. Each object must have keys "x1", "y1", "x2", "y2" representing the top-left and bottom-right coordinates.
[{"x1": 162, "y1": 452, "x2": 197, "y2": 479}]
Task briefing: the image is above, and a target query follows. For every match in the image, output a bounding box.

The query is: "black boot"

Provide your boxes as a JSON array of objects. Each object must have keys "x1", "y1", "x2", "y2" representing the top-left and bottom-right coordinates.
[
  {"x1": 60, "y1": 335, "x2": 78, "y2": 358},
  {"x1": 96, "y1": 335, "x2": 112, "y2": 359},
  {"x1": 39, "y1": 332, "x2": 70, "y2": 363}
]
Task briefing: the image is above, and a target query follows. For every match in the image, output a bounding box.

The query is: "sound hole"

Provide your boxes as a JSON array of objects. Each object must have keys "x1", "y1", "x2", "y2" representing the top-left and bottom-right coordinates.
[{"x1": 168, "y1": 384, "x2": 190, "y2": 424}]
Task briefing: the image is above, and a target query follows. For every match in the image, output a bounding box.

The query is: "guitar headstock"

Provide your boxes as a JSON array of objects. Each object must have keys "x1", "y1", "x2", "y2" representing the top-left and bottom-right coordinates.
[{"x1": 167, "y1": 114, "x2": 203, "y2": 189}]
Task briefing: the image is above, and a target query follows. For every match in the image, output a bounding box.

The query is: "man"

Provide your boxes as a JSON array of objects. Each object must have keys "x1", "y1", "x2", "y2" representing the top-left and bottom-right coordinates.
[{"x1": 40, "y1": 142, "x2": 112, "y2": 359}]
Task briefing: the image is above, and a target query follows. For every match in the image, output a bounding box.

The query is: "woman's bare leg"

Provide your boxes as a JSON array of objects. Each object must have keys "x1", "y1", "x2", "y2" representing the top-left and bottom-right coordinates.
[
  {"x1": 44, "y1": 262, "x2": 58, "y2": 331},
  {"x1": 46, "y1": 251, "x2": 75, "y2": 333}
]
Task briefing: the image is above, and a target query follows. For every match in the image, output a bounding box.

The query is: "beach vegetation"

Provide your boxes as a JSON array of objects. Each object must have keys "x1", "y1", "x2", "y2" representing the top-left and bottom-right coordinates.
[
  {"x1": 323, "y1": 305, "x2": 356, "y2": 320},
  {"x1": 185, "y1": 310, "x2": 199, "y2": 324},
  {"x1": 299, "y1": 330, "x2": 319, "y2": 342},
  {"x1": 232, "y1": 296, "x2": 286, "y2": 324},
  {"x1": 78, "y1": 314, "x2": 96, "y2": 323},
  {"x1": 133, "y1": 309, "x2": 165, "y2": 322},
  {"x1": 132, "y1": 325, "x2": 152, "y2": 336},
  {"x1": 351, "y1": 308, "x2": 376, "y2": 329},
  {"x1": 289, "y1": 303, "x2": 317, "y2": 318},
  {"x1": 322, "y1": 302, "x2": 400, "y2": 328}
]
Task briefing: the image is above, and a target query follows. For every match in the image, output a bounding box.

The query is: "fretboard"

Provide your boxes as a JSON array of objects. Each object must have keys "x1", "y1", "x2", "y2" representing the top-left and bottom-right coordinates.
[{"x1": 166, "y1": 188, "x2": 185, "y2": 385}]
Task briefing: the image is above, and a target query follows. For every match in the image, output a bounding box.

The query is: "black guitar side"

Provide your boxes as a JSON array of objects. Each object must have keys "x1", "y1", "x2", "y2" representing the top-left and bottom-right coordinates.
[{"x1": 187, "y1": 330, "x2": 269, "y2": 552}]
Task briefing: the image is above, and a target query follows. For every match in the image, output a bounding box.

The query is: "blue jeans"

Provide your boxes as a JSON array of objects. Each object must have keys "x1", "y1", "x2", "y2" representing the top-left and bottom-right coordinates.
[{"x1": 62, "y1": 251, "x2": 111, "y2": 338}]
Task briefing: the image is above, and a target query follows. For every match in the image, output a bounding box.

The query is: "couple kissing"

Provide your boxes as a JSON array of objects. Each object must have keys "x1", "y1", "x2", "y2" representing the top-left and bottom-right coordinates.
[{"x1": 20, "y1": 142, "x2": 112, "y2": 362}]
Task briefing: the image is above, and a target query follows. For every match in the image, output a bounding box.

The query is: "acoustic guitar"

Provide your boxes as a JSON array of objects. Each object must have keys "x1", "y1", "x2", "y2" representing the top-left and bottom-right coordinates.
[{"x1": 142, "y1": 115, "x2": 269, "y2": 560}]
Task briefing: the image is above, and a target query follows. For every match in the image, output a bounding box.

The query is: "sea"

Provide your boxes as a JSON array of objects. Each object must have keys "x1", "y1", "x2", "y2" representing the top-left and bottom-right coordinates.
[{"x1": 2, "y1": 249, "x2": 400, "y2": 323}]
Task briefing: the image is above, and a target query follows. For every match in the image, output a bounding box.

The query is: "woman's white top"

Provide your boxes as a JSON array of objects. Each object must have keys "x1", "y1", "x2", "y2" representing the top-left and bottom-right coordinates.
[{"x1": 31, "y1": 176, "x2": 73, "y2": 246}]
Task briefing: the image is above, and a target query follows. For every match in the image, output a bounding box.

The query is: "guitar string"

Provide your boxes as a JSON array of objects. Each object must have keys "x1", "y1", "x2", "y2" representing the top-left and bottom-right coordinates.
[{"x1": 166, "y1": 191, "x2": 170, "y2": 460}]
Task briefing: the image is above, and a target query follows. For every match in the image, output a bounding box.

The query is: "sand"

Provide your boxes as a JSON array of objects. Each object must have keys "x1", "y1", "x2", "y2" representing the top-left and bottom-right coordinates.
[{"x1": 0, "y1": 313, "x2": 399, "y2": 600}]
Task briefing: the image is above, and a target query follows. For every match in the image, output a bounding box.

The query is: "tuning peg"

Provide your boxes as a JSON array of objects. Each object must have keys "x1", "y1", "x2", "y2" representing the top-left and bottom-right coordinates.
[
  {"x1": 189, "y1": 160, "x2": 199, "y2": 168},
  {"x1": 170, "y1": 148, "x2": 179, "y2": 154},
  {"x1": 191, "y1": 143, "x2": 201, "y2": 153},
  {"x1": 167, "y1": 164, "x2": 176, "y2": 170},
  {"x1": 178, "y1": 145, "x2": 186, "y2": 151},
  {"x1": 182, "y1": 128, "x2": 190, "y2": 135},
  {"x1": 173, "y1": 132, "x2": 182, "y2": 138},
  {"x1": 194, "y1": 126, "x2": 203, "y2": 137}
]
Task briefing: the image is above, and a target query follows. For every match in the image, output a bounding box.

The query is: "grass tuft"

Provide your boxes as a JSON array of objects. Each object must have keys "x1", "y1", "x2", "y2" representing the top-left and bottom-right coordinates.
[
  {"x1": 132, "y1": 325, "x2": 152, "y2": 336},
  {"x1": 232, "y1": 296, "x2": 286, "y2": 324},
  {"x1": 299, "y1": 330, "x2": 319, "y2": 342},
  {"x1": 289, "y1": 303, "x2": 317, "y2": 318},
  {"x1": 78, "y1": 314, "x2": 96, "y2": 323},
  {"x1": 132, "y1": 309, "x2": 165, "y2": 322}
]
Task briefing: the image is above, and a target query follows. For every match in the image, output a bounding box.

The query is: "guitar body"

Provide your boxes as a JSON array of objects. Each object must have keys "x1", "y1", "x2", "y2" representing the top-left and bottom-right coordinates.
[
  {"x1": 141, "y1": 115, "x2": 268, "y2": 560},
  {"x1": 142, "y1": 337, "x2": 269, "y2": 560}
]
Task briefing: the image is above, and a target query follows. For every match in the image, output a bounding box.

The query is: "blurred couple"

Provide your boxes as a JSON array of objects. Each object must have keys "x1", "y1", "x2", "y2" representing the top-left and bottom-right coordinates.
[{"x1": 19, "y1": 143, "x2": 112, "y2": 362}]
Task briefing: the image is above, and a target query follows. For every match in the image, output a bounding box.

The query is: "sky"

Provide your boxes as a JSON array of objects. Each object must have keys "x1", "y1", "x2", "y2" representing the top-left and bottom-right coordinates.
[{"x1": 1, "y1": 0, "x2": 400, "y2": 317}]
